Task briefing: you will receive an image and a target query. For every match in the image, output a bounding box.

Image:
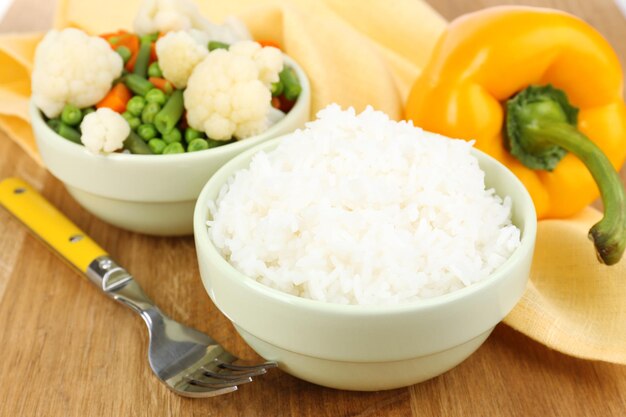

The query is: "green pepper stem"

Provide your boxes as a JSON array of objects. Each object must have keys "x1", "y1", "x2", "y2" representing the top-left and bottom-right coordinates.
[{"x1": 527, "y1": 123, "x2": 626, "y2": 265}]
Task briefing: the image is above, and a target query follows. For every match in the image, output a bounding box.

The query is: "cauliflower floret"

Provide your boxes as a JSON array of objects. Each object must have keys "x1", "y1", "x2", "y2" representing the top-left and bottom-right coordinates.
[
  {"x1": 184, "y1": 41, "x2": 285, "y2": 141},
  {"x1": 156, "y1": 30, "x2": 208, "y2": 89},
  {"x1": 80, "y1": 108, "x2": 130, "y2": 154},
  {"x1": 31, "y1": 28, "x2": 123, "y2": 118},
  {"x1": 133, "y1": 0, "x2": 251, "y2": 44},
  {"x1": 229, "y1": 41, "x2": 283, "y2": 86}
]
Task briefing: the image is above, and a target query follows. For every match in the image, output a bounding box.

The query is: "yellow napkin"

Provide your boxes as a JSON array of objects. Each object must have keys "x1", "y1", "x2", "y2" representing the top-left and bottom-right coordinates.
[
  {"x1": 0, "y1": 32, "x2": 43, "y2": 164},
  {"x1": 0, "y1": 0, "x2": 624, "y2": 365},
  {"x1": 504, "y1": 208, "x2": 626, "y2": 364}
]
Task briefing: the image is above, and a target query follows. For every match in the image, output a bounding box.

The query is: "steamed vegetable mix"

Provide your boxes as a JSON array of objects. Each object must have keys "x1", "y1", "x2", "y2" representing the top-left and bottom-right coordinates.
[
  {"x1": 32, "y1": 0, "x2": 302, "y2": 156},
  {"x1": 405, "y1": 6, "x2": 626, "y2": 265}
]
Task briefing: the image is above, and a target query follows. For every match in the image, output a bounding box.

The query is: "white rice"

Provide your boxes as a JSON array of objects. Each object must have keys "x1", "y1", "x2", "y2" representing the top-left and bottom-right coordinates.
[{"x1": 208, "y1": 105, "x2": 521, "y2": 305}]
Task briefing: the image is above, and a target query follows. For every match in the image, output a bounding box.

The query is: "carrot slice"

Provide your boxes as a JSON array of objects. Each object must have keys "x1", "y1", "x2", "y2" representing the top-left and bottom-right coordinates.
[
  {"x1": 150, "y1": 33, "x2": 165, "y2": 63},
  {"x1": 179, "y1": 111, "x2": 188, "y2": 130},
  {"x1": 148, "y1": 77, "x2": 173, "y2": 94},
  {"x1": 278, "y1": 96, "x2": 295, "y2": 113},
  {"x1": 125, "y1": 51, "x2": 138, "y2": 72},
  {"x1": 100, "y1": 29, "x2": 128, "y2": 41},
  {"x1": 96, "y1": 83, "x2": 132, "y2": 113},
  {"x1": 117, "y1": 34, "x2": 139, "y2": 55},
  {"x1": 150, "y1": 42, "x2": 158, "y2": 63},
  {"x1": 257, "y1": 39, "x2": 281, "y2": 49}
]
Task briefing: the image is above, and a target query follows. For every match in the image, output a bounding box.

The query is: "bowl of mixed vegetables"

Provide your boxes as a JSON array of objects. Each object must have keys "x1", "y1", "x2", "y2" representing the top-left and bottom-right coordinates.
[{"x1": 30, "y1": 0, "x2": 310, "y2": 236}]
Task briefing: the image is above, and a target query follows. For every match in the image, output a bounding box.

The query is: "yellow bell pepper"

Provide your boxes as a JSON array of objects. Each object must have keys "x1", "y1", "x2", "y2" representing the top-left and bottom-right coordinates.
[{"x1": 405, "y1": 6, "x2": 626, "y2": 265}]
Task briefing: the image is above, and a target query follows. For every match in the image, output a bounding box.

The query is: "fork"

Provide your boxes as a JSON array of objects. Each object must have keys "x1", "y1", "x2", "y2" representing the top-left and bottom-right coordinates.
[{"x1": 0, "y1": 177, "x2": 276, "y2": 397}]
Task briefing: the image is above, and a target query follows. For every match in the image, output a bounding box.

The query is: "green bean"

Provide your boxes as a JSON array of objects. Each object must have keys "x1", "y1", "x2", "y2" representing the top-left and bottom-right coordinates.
[
  {"x1": 137, "y1": 123, "x2": 158, "y2": 141},
  {"x1": 271, "y1": 80, "x2": 284, "y2": 97},
  {"x1": 162, "y1": 127, "x2": 182, "y2": 144},
  {"x1": 162, "y1": 142, "x2": 185, "y2": 154},
  {"x1": 60, "y1": 104, "x2": 82, "y2": 126},
  {"x1": 154, "y1": 89, "x2": 184, "y2": 134},
  {"x1": 187, "y1": 138, "x2": 209, "y2": 152},
  {"x1": 142, "y1": 33, "x2": 159, "y2": 43},
  {"x1": 107, "y1": 35, "x2": 123, "y2": 45},
  {"x1": 47, "y1": 118, "x2": 61, "y2": 131},
  {"x1": 142, "y1": 101, "x2": 161, "y2": 124},
  {"x1": 126, "y1": 96, "x2": 146, "y2": 116},
  {"x1": 208, "y1": 41, "x2": 229, "y2": 51},
  {"x1": 124, "y1": 74, "x2": 154, "y2": 96},
  {"x1": 206, "y1": 138, "x2": 231, "y2": 149},
  {"x1": 148, "y1": 61, "x2": 163, "y2": 78},
  {"x1": 133, "y1": 38, "x2": 153, "y2": 78},
  {"x1": 145, "y1": 88, "x2": 166, "y2": 105},
  {"x1": 115, "y1": 45, "x2": 132, "y2": 63},
  {"x1": 48, "y1": 119, "x2": 81, "y2": 143},
  {"x1": 279, "y1": 67, "x2": 302, "y2": 101},
  {"x1": 184, "y1": 127, "x2": 204, "y2": 143},
  {"x1": 123, "y1": 131, "x2": 153, "y2": 154},
  {"x1": 148, "y1": 138, "x2": 167, "y2": 154}
]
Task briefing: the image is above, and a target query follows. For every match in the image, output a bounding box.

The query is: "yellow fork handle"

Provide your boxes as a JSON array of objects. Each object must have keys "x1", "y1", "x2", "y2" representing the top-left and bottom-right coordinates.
[{"x1": 0, "y1": 177, "x2": 108, "y2": 274}]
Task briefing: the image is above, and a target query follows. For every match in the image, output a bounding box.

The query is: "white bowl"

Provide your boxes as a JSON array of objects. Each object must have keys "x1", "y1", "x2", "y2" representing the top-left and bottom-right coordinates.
[
  {"x1": 32, "y1": 56, "x2": 310, "y2": 236},
  {"x1": 193, "y1": 136, "x2": 537, "y2": 391}
]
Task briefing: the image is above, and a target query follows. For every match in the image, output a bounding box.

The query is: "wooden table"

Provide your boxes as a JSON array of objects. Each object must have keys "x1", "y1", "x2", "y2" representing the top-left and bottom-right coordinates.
[{"x1": 1, "y1": 0, "x2": 625, "y2": 416}]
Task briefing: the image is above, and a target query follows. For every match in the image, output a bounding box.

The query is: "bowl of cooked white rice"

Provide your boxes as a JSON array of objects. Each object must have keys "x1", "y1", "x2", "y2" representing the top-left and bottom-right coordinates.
[{"x1": 193, "y1": 105, "x2": 537, "y2": 391}]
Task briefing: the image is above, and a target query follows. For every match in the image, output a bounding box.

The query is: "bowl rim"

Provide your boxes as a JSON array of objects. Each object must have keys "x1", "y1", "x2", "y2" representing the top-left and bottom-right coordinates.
[
  {"x1": 194, "y1": 134, "x2": 537, "y2": 316},
  {"x1": 30, "y1": 54, "x2": 310, "y2": 164}
]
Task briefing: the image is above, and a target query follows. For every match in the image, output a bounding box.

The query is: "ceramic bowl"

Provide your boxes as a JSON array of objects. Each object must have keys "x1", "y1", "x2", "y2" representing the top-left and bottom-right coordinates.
[
  {"x1": 193, "y1": 136, "x2": 537, "y2": 391},
  {"x1": 32, "y1": 56, "x2": 310, "y2": 236}
]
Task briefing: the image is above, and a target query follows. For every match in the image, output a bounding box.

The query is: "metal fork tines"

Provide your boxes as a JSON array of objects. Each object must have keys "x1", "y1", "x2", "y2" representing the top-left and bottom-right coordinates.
[{"x1": 87, "y1": 256, "x2": 277, "y2": 397}]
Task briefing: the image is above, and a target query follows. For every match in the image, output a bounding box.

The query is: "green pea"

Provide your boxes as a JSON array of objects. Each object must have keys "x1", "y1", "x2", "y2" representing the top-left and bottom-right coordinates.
[
  {"x1": 162, "y1": 127, "x2": 182, "y2": 144},
  {"x1": 82, "y1": 107, "x2": 96, "y2": 116},
  {"x1": 163, "y1": 142, "x2": 185, "y2": 154},
  {"x1": 121, "y1": 112, "x2": 141, "y2": 130},
  {"x1": 115, "y1": 45, "x2": 132, "y2": 63},
  {"x1": 148, "y1": 61, "x2": 163, "y2": 78},
  {"x1": 137, "y1": 123, "x2": 158, "y2": 141},
  {"x1": 127, "y1": 117, "x2": 141, "y2": 130},
  {"x1": 208, "y1": 41, "x2": 229, "y2": 51},
  {"x1": 148, "y1": 138, "x2": 167, "y2": 154},
  {"x1": 145, "y1": 88, "x2": 167, "y2": 105},
  {"x1": 141, "y1": 101, "x2": 161, "y2": 124},
  {"x1": 184, "y1": 127, "x2": 204, "y2": 143},
  {"x1": 61, "y1": 104, "x2": 82, "y2": 126},
  {"x1": 187, "y1": 138, "x2": 209, "y2": 152},
  {"x1": 126, "y1": 95, "x2": 146, "y2": 116}
]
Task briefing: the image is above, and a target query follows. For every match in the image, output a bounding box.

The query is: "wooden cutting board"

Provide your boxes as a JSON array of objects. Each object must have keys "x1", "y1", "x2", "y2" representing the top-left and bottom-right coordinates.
[{"x1": 0, "y1": 0, "x2": 625, "y2": 416}]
